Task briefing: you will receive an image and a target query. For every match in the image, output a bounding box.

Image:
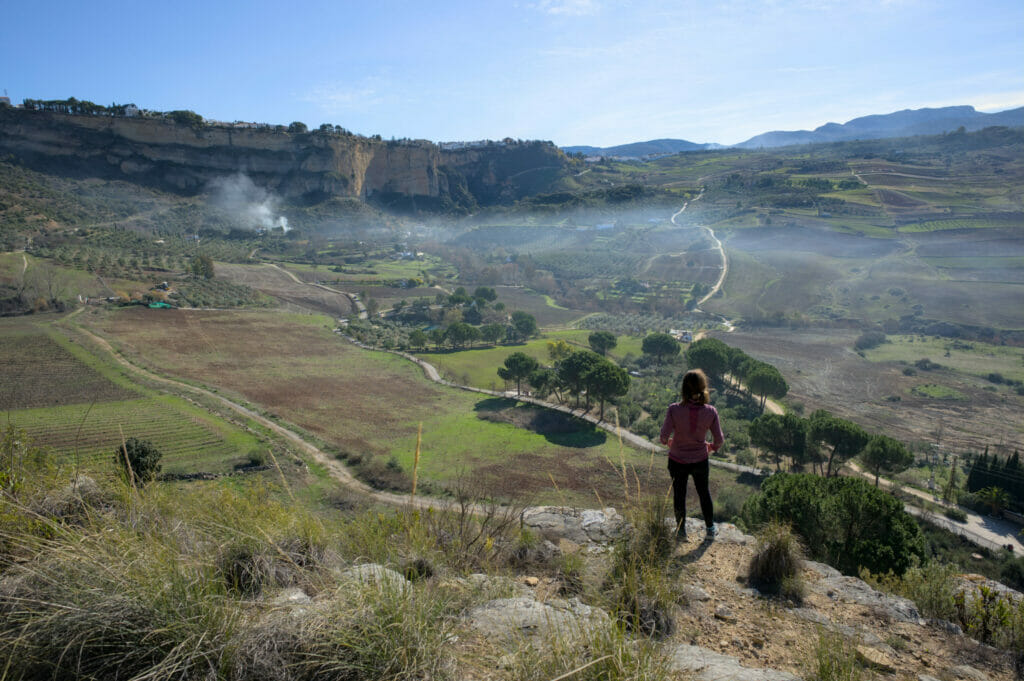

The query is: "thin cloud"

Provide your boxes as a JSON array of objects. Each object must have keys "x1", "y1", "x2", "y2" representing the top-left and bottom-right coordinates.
[
  {"x1": 303, "y1": 80, "x2": 389, "y2": 115},
  {"x1": 535, "y1": 0, "x2": 600, "y2": 16}
]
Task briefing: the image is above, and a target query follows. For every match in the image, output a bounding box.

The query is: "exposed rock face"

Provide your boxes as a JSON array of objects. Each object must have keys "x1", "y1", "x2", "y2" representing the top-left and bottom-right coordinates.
[
  {"x1": 668, "y1": 643, "x2": 800, "y2": 681},
  {"x1": 466, "y1": 595, "x2": 608, "y2": 641},
  {"x1": 521, "y1": 506, "x2": 628, "y2": 545},
  {"x1": 810, "y1": 574, "x2": 923, "y2": 624},
  {"x1": 0, "y1": 109, "x2": 566, "y2": 208}
]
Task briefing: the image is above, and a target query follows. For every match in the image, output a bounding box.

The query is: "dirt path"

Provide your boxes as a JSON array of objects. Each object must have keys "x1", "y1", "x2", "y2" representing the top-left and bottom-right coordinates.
[
  {"x1": 71, "y1": 324, "x2": 453, "y2": 513},
  {"x1": 267, "y1": 263, "x2": 366, "y2": 319},
  {"x1": 668, "y1": 189, "x2": 727, "y2": 307}
]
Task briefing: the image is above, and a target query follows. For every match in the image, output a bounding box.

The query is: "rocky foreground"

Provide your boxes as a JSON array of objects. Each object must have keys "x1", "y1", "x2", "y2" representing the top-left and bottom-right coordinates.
[{"x1": 287, "y1": 508, "x2": 1018, "y2": 681}]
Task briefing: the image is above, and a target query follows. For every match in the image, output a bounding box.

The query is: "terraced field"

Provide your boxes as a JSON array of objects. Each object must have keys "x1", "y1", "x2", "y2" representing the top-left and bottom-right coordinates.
[
  {"x1": 0, "y1": 331, "x2": 136, "y2": 409},
  {"x1": 10, "y1": 397, "x2": 257, "y2": 474},
  {"x1": 0, "y1": 316, "x2": 264, "y2": 475}
]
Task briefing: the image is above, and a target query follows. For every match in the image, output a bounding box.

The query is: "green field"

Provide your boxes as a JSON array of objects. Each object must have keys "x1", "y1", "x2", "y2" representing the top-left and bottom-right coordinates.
[
  {"x1": 415, "y1": 330, "x2": 644, "y2": 390},
  {"x1": 864, "y1": 336, "x2": 1024, "y2": 383},
  {"x1": 284, "y1": 254, "x2": 456, "y2": 284}
]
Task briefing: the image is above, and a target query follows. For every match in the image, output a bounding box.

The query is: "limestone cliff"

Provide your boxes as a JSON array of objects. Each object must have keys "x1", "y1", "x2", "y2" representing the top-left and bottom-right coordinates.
[{"x1": 0, "y1": 108, "x2": 567, "y2": 210}]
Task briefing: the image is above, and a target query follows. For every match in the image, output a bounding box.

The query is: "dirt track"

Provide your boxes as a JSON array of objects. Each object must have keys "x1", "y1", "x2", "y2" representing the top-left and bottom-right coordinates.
[{"x1": 72, "y1": 324, "x2": 451, "y2": 512}]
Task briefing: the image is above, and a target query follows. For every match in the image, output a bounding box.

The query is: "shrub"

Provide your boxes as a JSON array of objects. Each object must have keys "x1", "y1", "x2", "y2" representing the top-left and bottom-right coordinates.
[
  {"x1": 748, "y1": 521, "x2": 805, "y2": 599},
  {"x1": 853, "y1": 330, "x2": 886, "y2": 351},
  {"x1": 504, "y1": 620, "x2": 671, "y2": 681},
  {"x1": 804, "y1": 629, "x2": 868, "y2": 681},
  {"x1": 943, "y1": 506, "x2": 968, "y2": 523},
  {"x1": 230, "y1": 578, "x2": 456, "y2": 681},
  {"x1": 113, "y1": 436, "x2": 162, "y2": 484},
  {"x1": 604, "y1": 495, "x2": 677, "y2": 637},
  {"x1": 862, "y1": 559, "x2": 959, "y2": 621},
  {"x1": 741, "y1": 473, "x2": 925, "y2": 575}
]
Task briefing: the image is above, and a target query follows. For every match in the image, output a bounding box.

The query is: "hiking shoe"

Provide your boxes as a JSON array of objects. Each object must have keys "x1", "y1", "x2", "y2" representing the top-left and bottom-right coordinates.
[
  {"x1": 675, "y1": 530, "x2": 689, "y2": 544},
  {"x1": 705, "y1": 524, "x2": 718, "y2": 541}
]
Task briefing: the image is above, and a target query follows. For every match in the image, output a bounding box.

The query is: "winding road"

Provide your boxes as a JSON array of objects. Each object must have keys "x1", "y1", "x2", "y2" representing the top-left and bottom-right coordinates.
[{"x1": 47, "y1": 198, "x2": 1024, "y2": 550}]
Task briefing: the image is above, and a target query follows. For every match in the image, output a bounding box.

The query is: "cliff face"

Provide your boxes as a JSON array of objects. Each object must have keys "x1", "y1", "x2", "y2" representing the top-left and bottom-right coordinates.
[{"x1": 0, "y1": 108, "x2": 566, "y2": 209}]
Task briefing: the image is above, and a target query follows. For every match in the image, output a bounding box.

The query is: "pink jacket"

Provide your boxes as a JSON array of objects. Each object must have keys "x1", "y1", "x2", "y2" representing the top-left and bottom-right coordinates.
[{"x1": 660, "y1": 402, "x2": 724, "y2": 464}]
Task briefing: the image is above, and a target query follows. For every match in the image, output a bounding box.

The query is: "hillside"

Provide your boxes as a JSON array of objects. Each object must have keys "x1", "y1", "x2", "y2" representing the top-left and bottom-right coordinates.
[{"x1": 736, "y1": 106, "x2": 1024, "y2": 149}]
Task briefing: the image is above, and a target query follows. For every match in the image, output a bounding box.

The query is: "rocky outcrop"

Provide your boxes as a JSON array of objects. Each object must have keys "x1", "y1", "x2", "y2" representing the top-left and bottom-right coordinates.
[
  {"x1": 668, "y1": 643, "x2": 800, "y2": 681},
  {"x1": 0, "y1": 108, "x2": 566, "y2": 208},
  {"x1": 466, "y1": 595, "x2": 608, "y2": 642},
  {"x1": 521, "y1": 506, "x2": 628, "y2": 545},
  {"x1": 810, "y1": 574, "x2": 924, "y2": 624}
]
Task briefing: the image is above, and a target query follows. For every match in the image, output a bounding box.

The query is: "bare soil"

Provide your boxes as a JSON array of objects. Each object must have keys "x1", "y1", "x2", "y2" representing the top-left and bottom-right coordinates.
[
  {"x1": 215, "y1": 263, "x2": 355, "y2": 317},
  {"x1": 714, "y1": 328, "x2": 1024, "y2": 455},
  {"x1": 0, "y1": 332, "x2": 136, "y2": 409}
]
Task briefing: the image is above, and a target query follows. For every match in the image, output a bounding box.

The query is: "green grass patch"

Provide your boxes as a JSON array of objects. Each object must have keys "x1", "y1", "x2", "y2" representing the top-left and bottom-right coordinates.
[
  {"x1": 910, "y1": 383, "x2": 967, "y2": 401},
  {"x1": 415, "y1": 330, "x2": 643, "y2": 389},
  {"x1": 864, "y1": 336, "x2": 1024, "y2": 383}
]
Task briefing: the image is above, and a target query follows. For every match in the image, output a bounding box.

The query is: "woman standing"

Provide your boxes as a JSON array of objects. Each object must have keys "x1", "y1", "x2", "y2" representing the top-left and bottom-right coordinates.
[{"x1": 660, "y1": 368, "x2": 724, "y2": 542}]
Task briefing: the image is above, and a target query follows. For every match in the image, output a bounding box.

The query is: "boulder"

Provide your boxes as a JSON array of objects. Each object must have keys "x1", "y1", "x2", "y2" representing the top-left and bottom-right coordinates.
[
  {"x1": 334, "y1": 563, "x2": 410, "y2": 594},
  {"x1": 668, "y1": 643, "x2": 799, "y2": 681},
  {"x1": 466, "y1": 595, "x2": 608, "y2": 641},
  {"x1": 521, "y1": 506, "x2": 627, "y2": 544},
  {"x1": 810, "y1": 575, "x2": 923, "y2": 624}
]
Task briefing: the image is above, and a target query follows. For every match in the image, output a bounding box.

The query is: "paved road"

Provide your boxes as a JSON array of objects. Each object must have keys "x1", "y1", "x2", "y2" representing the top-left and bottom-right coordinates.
[{"x1": 846, "y1": 460, "x2": 1023, "y2": 553}]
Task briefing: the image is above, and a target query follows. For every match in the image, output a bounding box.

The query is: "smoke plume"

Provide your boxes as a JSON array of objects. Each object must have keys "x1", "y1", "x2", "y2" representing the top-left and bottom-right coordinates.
[{"x1": 208, "y1": 173, "x2": 290, "y2": 233}]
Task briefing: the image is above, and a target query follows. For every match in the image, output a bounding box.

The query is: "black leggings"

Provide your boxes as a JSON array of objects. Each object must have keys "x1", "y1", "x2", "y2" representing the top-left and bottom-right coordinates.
[{"x1": 668, "y1": 458, "x2": 714, "y2": 528}]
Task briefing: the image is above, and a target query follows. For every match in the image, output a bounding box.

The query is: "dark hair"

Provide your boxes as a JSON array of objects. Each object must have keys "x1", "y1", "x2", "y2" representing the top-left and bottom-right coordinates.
[{"x1": 680, "y1": 369, "x2": 710, "y2": 405}]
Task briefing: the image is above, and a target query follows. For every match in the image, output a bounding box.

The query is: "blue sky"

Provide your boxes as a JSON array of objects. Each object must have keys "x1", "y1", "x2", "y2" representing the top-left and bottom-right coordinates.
[{"x1": 2, "y1": 0, "x2": 1022, "y2": 146}]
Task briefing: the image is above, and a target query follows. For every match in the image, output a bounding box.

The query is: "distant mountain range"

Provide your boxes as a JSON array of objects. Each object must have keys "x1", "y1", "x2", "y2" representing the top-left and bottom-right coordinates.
[
  {"x1": 563, "y1": 105, "x2": 1024, "y2": 158},
  {"x1": 562, "y1": 138, "x2": 723, "y2": 159}
]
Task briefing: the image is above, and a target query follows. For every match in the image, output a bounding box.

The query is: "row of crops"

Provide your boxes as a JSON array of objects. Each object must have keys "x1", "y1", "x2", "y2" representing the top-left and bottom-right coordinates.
[{"x1": 9, "y1": 397, "x2": 260, "y2": 476}]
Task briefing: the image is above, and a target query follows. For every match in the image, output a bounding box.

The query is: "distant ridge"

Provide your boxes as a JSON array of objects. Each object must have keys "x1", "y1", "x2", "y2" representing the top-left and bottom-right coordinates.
[
  {"x1": 562, "y1": 138, "x2": 720, "y2": 159},
  {"x1": 735, "y1": 105, "x2": 1024, "y2": 149},
  {"x1": 562, "y1": 106, "x2": 1024, "y2": 157}
]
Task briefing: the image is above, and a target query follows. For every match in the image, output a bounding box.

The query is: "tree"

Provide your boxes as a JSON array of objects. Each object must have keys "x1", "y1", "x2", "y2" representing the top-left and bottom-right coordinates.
[
  {"x1": 749, "y1": 413, "x2": 807, "y2": 471},
  {"x1": 168, "y1": 109, "x2": 203, "y2": 126},
  {"x1": 473, "y1": 286, "x2": 497, "y2": 302},
  {"x1": 686, "y1": 337, "x2": 729, "y2": 378},
  {"x1": 509, "y1": 311, "x2": 538, "y2": 341},
  {"x1": 190, "y1": 254, "x2": 215, "y2": 279},
  {"x1": 528, "y1": 367, "x2": 560, "y2": 400},
  {"x1": 745, "y1": 365, "x2": 788, "y2": 411},
  {"x1": 742, "y1": 473, "x2": 925, "y2": 576},
  {"x1": 807, "y1": 410, "x2": 870, "y2": 477},
  {"x1": 641, "y1": 332, "x2": 680, "y2": 363},
  {"x1": 428, "y1": 328, "x2": 447, "y2": 350},
  {"x1": 114, "y1": 437, "x2": 162, "y2": 485},
  {"x1": 497, "y1": 352, "x2": 539, "y2": 395},
  {"x1": 860, "y1": 435, "x2": 913, "y2": 486},
  {"x1": 287, "y1": 121, "x2": 308, "y2": 133},
  {"x1": 408, "y1": 329, "x2": 428, "y2": 350},
  {"x1": 976, "y1": 486, "x2": 1010, "y2": 517},
  {"x1": 547, "y1": 339, "x2": 572, "y2": 363},
  {"x1": 588, "y1": 331, "x2": 618, "y2": 356},
  {"x1": 446, "y1": 322, "x2": 479, "y2": 348},
  {"x1": 556, "y1": 350, "x2": 602, "y2": 407},
  {"x1": 584, "y1": 360, "x2": 630, "y2": 420},
  {"x1": 481, "y1": 323, "x2": 505, "y2": 345}
]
